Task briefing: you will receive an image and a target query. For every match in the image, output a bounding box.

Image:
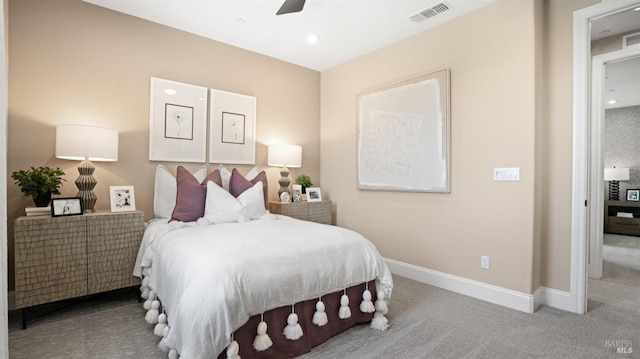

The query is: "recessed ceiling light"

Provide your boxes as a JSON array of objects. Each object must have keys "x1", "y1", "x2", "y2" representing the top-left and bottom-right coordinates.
[
  {"x1": 608, "y1": 99, "x2": 617, "y2": 104},
  {"x1": 164, "y1": 89, "x2": 177, "y2": 95},
  {"x1": 235, "y1": 18, "x2": 246, "y2": 25},
  {"x1": 307, "y1": 34, "x2": 319, "y2": 44}
]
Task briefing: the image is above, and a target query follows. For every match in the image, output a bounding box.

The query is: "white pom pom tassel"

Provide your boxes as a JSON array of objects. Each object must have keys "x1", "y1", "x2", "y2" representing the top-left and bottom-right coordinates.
[
  {"x1": 226, "y1": 340, "x2": 240, "y2": 359},
  {"x1": 158, "y1": 326, "x2": 171, "y2": 352},
  {"x1": 312, "y1": 299, "x2": 328, "y2": 327},
  {"x1": 253, "y1": 315, "x2": 273, "y2": 351},
  {"x1": 143, "y1": 291, "x2": 155, "y2": 310},
  {"x1": 283, "y1": 306, "x2": 303, "y2": 340},
  {"x1": 154, "y1": 313, "x2": 168, "y2": 337},
  {"x1": 145, "y1": 300, "x2": 160, "y2": 324},
  {"x1": 374, "y1": 290, "x2": 388, "y2": 315},
  {"x1": 359, "y1": 284, "x2": 375, "y2": 313},
  {"x1": 339, "y1": 293, "x2": 351, "y2": 319},
  {"x1": 370, "y1": 311, "x2": 389, "y2": 331},
  {"x1": 168, "y1": 349, "x2": 178, "y2": 359},
  {"x1": 141, "y1": 287, "x2": 150, "y2": 300}
]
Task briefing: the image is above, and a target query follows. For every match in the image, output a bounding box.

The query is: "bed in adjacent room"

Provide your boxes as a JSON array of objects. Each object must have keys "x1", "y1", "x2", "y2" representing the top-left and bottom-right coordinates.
[{"x1": 134, "y1": 165, "x2": 393, "y2": 359}]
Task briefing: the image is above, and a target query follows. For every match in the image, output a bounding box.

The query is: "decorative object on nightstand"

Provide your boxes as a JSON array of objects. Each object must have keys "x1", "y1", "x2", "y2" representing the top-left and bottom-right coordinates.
[
  {"x1": 626, "y1": 189, "x2": 640, "y2": 202},
  {"x1": 306, "y1": 187, "x2": 322, "y2": 202},
  {"x1": 268, "y1": 144, "x2": 302, "y2": 196},
  {"x1": 604, "y1": 167, "x2": 629, "y2": 201},
  {"x1": 292, "y1": 184, "x2": 302, "y2": 202},
  {"x1": 295, "y1": 174, "x2": 313, "y2": 200},
  {"x1": 56, "y1": 124, "x2": 119, "y2": 212},
  {"x1": 110, "y1": 185, "x2": 136, "y2": 212},
  {"x1": 280, "y1": 192, "x2": 291, "y2": 203},
  {"x1": 11, "y1": 166, "x2": 66, "y2": 207}
]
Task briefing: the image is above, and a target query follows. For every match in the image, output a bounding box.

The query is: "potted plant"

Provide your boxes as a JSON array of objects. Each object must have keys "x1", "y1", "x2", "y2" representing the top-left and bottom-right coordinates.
[
  {"x1": 295, "y1": 174, "x2": 313, "y2": 194},
  {"x1": 11, "y1": 166, "x2": 66, "y2": 207}
]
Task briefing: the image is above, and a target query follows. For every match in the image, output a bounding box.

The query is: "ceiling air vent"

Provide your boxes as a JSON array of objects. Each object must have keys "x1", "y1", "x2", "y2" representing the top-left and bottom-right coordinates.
[
  {"x1": 623, "y1": 32, "x2": 640, "y2": 48},
  {"x1": 410, "y1": 2, "x2": 451, "y2": 23}
]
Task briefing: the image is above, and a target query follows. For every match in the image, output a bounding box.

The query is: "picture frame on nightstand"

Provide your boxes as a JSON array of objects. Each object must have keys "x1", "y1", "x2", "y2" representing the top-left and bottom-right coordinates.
[
  {"x1": 292, "y1": 185, "x2": 302, "y2": 203},
  {"x1": 51, "y1": 197, "x2": 83, "y2": 217},
  {"x1": 110, "y1": 185, "x2": 136, "y2": 212},
  {"x1": 626, "y1": 189, "x2": 640, "y2": 201},
  {"x1": 306, "y1": 187, "x2": 322, "y2": 202}
]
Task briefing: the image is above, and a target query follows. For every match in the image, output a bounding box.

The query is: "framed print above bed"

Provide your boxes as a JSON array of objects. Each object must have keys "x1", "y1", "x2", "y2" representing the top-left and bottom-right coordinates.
[
  {"x1": 356, "y1": 68, "x2": 450, "y2": 193},
  {"x1": 149, "y1": 77, "x2": 208, "y2": 162},
  {"x1": 209, "y1": 89, "x2": 256, "y2": 165}
]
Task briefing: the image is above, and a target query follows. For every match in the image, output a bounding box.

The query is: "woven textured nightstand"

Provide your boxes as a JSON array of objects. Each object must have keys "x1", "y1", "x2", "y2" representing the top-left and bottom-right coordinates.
[
  {"x1": 14, "y1": 210, "x2": 144, "y2": 328},
  {"x1": 269, "y1": 200, "x2": 332, "y2": 225}
]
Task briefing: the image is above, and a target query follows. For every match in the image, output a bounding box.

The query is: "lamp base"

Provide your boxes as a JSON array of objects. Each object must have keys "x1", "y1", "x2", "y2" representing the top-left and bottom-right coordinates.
[
  {"x1": 278, "y1": 167, "x2": 291, "y2": 196},
  {"x1": 608, "y1": 180, "x2": 620, "y2": 201},
  {"x1": 75, "y1": 159, "x2": 98, "y2": 211}
]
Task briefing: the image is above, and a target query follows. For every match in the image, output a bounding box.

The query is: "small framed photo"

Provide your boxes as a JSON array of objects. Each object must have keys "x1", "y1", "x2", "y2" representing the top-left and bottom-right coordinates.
[
  {"x1": 110, "y1": 186, "x2": 136, "y2": 212},
  {"x1": 292, "y1": 184, "x2": 302, "y2": 203},
  {"x1": 51, "y1": 197, "x2": 83, "y2": 217},
  {"x1": 306, "y1": 187, "x2": 322, "y2": 202},
  {"x1": 626, "y1": 189, "x2": 640, "y2": 202}
]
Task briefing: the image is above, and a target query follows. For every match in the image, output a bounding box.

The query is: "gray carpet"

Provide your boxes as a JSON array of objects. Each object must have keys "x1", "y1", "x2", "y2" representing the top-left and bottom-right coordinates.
[
  {"x1": 8, "y1": 275, "x2": 640, "y2": 359},
  {"x1": 603, "y1": 233, "x2": 640, "y2": 287}
]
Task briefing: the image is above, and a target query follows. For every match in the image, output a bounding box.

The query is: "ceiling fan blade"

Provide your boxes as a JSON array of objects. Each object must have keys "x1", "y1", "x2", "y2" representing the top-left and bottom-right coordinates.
[{"x1": 276, "y1": 0, "x2": 306, "y2": 15}]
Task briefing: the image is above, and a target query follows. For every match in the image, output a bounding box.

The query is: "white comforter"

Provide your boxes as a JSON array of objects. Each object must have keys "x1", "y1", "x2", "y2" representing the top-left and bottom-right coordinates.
[{"x1": 134, "y1": 215, "x2": 393, "y2": 359}]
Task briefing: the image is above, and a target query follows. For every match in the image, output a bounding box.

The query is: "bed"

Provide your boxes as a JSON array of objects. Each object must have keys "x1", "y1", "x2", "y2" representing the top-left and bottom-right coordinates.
[{"x1": 134, "y1": 165, "x2": 393, "y2": 359}]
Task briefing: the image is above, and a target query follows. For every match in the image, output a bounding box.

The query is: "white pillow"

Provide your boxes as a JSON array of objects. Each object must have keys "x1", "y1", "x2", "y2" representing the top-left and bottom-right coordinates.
[
  {"x1": 218, "y1": 164, "x2": 259, "y2": 191},
  {"x1": 204, "y1": 180, "x2": 266, "y2": 224},
  {"x1": 154, "y1": 165, "x2": 207, "y2": 218}
]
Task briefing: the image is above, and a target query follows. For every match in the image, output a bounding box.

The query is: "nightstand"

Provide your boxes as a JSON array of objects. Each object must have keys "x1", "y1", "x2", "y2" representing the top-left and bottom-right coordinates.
[
  {"x1": 604, "y1": 200, "x2": 640, "y2": 236},
  {"x1": 269, "y1": 200, "x2": 332, "y2": 225},
  {"x1": 13, "y1": 210, "x2": 145, "y2": 328}
]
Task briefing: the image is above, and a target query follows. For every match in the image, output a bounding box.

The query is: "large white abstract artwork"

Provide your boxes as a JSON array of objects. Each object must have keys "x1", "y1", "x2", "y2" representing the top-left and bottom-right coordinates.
[{"x1": 356, "y1": 69, "x2": 450, "y2": 192}]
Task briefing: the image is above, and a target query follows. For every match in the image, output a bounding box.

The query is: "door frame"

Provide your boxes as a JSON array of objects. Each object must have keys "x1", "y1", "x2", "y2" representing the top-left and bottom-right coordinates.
[
  {"x1": 589, "y1": 47, "x2": 640, "y2": 279},
  {"x1": 572, "y1": 0, "x2": 640, "y2": 314}
]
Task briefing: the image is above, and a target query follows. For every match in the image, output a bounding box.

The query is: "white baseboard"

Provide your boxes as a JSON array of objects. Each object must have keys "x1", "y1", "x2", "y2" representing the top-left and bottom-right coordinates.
[
  {"x1": 384, "y1": 257, "x2": 535, "y2": 313},
  {"x1": 532, "y1": 286, "x2": 573, "y2": 312}
]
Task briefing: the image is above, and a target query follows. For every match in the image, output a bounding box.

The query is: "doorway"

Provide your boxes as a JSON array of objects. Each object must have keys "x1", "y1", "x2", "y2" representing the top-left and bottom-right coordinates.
[{"x1": 573, "y1": 0, "x2": 640, "y2": 314}]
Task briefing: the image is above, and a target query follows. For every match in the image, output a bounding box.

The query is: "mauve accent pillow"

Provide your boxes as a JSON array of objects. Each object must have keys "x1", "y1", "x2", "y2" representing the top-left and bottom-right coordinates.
[
  {"x1": 229, "y1": 168, "x2": 269, "y2": 210},
  {"x1": 170, "y1": 166, "x2": 223, "y2": 222}
]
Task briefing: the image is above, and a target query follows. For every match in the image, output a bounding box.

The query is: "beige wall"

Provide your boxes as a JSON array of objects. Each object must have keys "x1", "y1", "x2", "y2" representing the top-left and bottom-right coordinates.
[
  {"x1": 321, "y1": 0, "x2": 538, "y2": 293},
  {"x1": 321, "y1": 0, "x2": 600, "y2": 295},
  {"x1": 7, "y1": 0, "x2": 320, "y2": 290}
]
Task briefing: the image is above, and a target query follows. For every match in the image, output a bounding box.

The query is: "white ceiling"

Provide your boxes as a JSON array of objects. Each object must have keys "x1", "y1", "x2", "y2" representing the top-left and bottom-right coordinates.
[
  {"x1": 591, "y1": 5, "x2": 640, "y2": 109},
  {"x1": 83, "y1": 0, "x2": 496, "y2": 71},
  {"x1": 84, "y1": 0, "x2": 640, "y2": 109}
]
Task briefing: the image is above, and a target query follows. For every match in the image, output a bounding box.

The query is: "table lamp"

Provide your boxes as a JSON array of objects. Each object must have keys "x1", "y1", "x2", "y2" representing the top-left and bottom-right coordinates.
[
  {"x1": 55, "y1": 124, "x2": 119, "y2": 211},
  {"x1": 268, "y1": 144, "x2": 302, "y2": 197},
  {"x1": 604, "y1": 167, "x2": 629, "y2": 201}
]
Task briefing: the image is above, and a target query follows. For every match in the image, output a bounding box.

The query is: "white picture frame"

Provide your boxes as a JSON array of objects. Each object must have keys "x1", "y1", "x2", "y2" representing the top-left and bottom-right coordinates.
[
  {"x1": 356, "y1": 69, "x2": 450, "y2": 193},
  {"x1": 292, "y1": 184, "x2": 302, "y2": 203},
  {"x1": 306, "y1": 187, "x2": 322, "y2": 202},
  {"x1": 209, "y1": 89, "x2": 256, "y2": 164},
  {"x1": 149, "y1": 77, "x2": 208, "y2": 162},
  {"x1": 110, "y1": 186, "x2": 136, "y2": 212}
]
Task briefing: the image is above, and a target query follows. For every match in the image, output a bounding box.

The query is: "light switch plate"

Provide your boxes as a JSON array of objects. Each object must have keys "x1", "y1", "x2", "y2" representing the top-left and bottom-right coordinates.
[{"x1": 493, "y1": 167, "x2": 520, "y2": 181}]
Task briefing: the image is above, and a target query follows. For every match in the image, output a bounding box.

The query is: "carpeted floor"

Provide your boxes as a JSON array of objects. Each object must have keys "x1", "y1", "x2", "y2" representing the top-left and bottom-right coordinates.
[
  {"x1": 8, "y1": 274, "x2": 639, "y2": 359},
  {"x1": 603, "y1": 233, "x2": 640, "y2": 287}
]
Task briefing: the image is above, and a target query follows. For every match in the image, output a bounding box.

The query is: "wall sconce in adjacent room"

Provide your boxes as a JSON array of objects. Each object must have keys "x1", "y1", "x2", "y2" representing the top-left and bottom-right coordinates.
[
  {"x1": 604, "y1": 167, "x2": 629, "y2": 201},
  {"x1": 55, "y1": 124, "x2": 119, "y2": 211},
  {"x1": 268, "y1": 144, "x2": 302, "y2": 199}
]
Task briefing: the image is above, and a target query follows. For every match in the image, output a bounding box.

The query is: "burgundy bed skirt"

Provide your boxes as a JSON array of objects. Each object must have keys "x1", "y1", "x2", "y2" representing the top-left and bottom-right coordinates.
[{"x1": 216, "y1": 281, "x2": 378, "y2": 359}]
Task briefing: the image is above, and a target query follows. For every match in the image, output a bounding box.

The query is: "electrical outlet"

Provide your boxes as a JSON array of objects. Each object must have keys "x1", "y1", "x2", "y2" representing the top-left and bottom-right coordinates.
[{"x1": 481, "y1": 255, "x2": 490, "y2": 269}]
